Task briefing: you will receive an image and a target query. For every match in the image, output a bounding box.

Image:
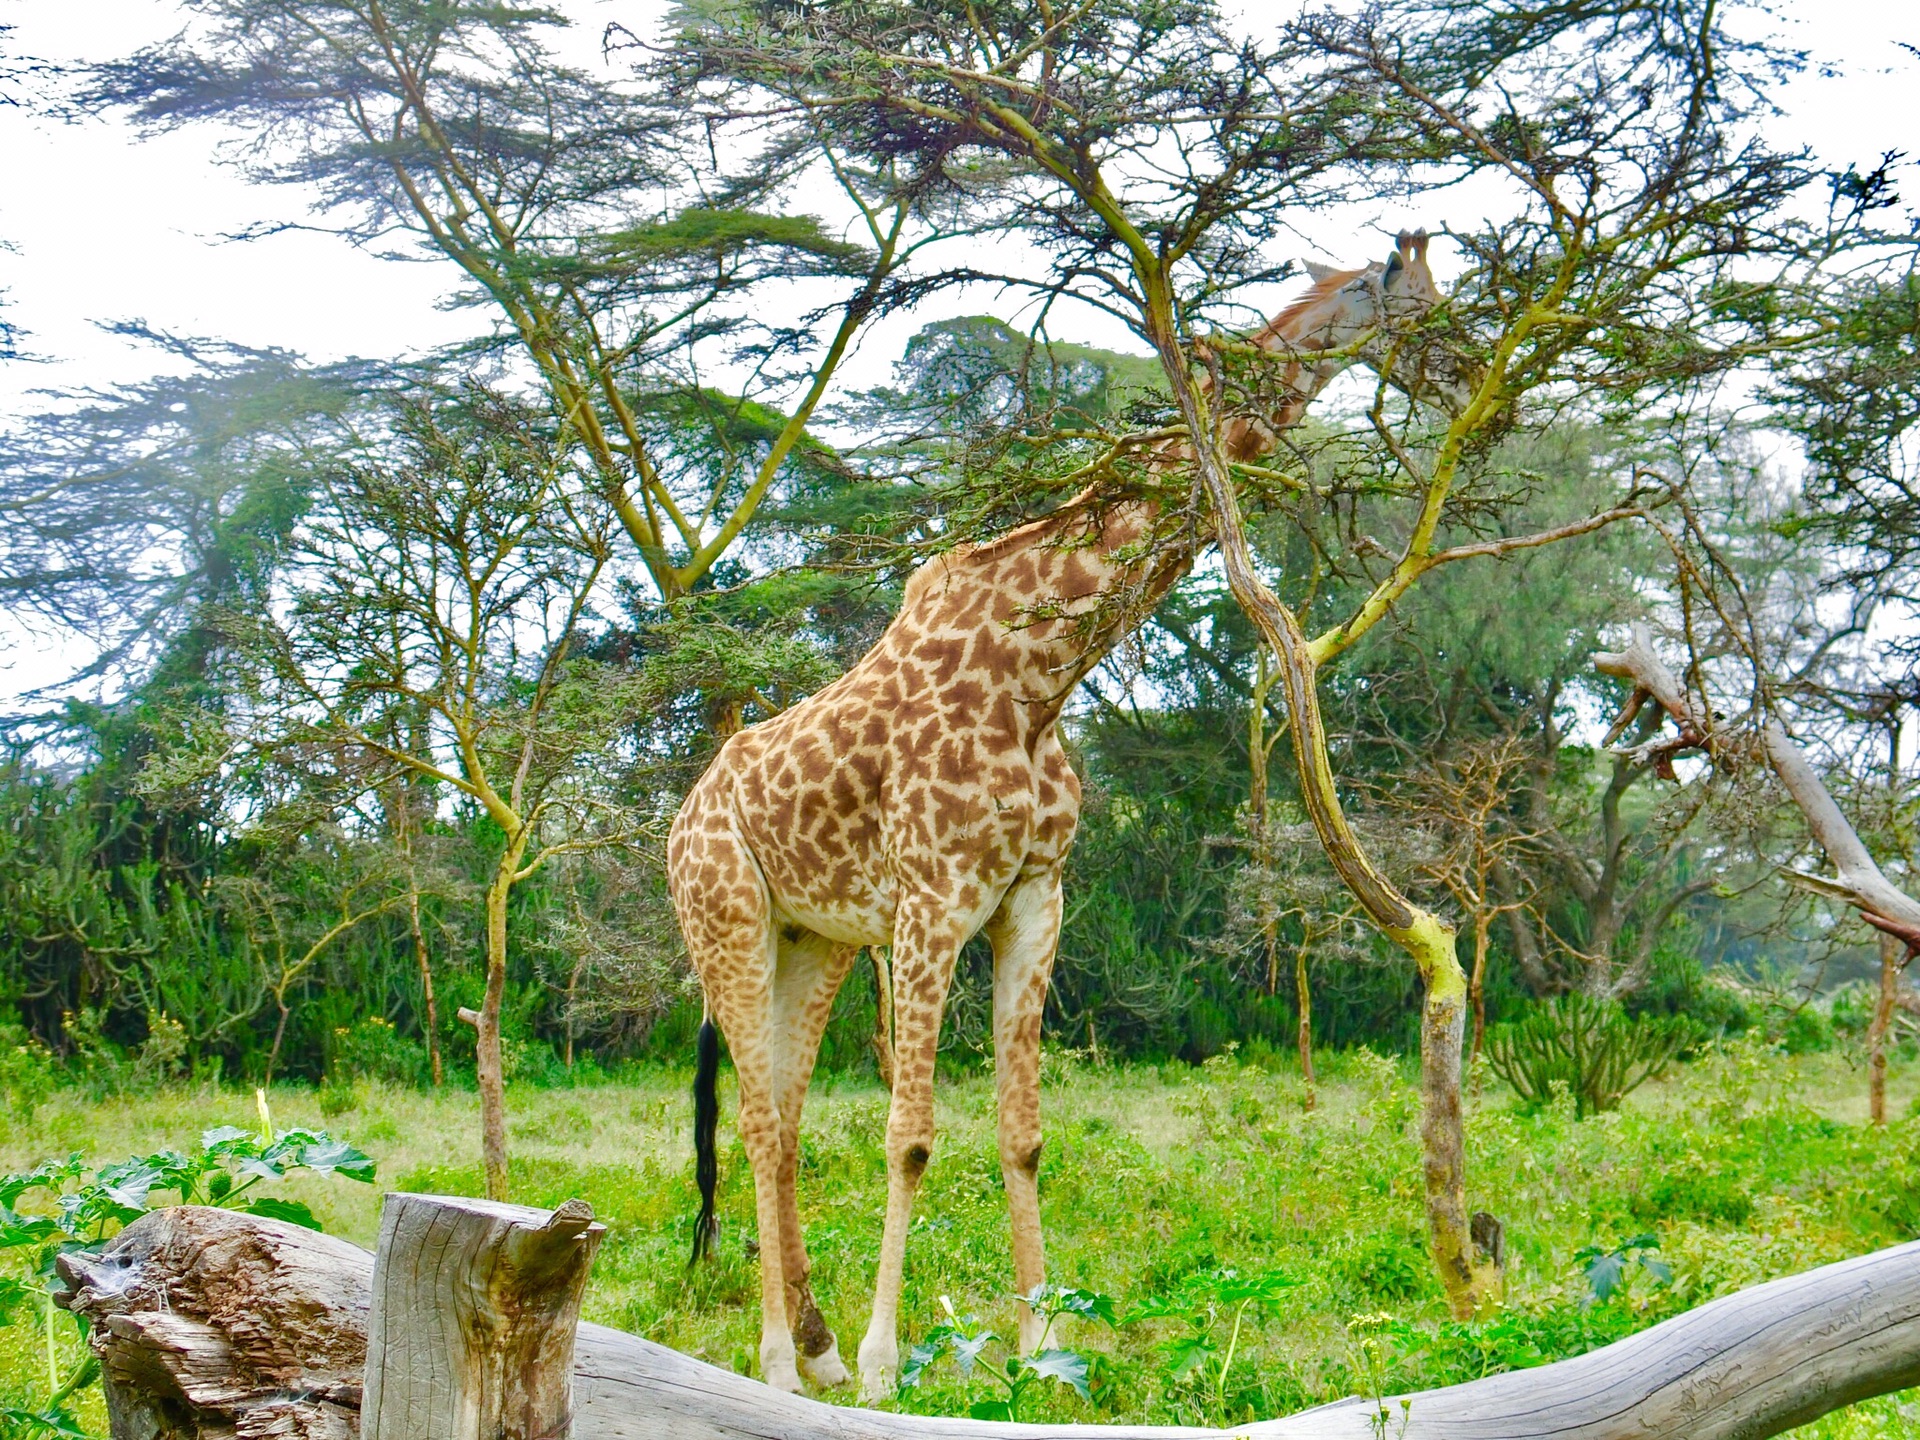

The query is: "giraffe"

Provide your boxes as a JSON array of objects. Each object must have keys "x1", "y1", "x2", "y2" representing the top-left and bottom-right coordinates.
[{"x1": 668, "y1": 230, "x2": 1445, "y2": 1400}]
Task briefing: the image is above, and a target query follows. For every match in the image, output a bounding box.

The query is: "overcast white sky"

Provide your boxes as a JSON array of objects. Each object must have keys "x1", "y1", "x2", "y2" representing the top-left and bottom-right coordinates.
[
  {"x1": 0, "y1": 0, "x2": 1914, "y2": 698},
  {"x1": 3, "y1": 0, "x2": 1914, "y2": 406}
]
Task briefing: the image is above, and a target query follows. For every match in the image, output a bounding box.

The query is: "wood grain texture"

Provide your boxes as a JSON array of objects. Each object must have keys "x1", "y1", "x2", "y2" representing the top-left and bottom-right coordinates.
[
  {"x1": 57, "y1": 1205, "x2": 370, "y2": 1439},
  {"x1": 361, "y1": 1193, "x2": 606, "y2": 1440},
  {"x1": 62, "y1": 1203, "x2": 1920, "y2": 1440}
]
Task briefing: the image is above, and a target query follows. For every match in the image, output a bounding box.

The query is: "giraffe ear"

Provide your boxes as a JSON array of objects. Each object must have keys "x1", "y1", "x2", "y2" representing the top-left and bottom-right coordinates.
[
  {"x1": 1383, "y1": 247, "x2": 1405, "y2": 285},
  {"x1": 1302, "y1": 260, "x2": 1340, "y2": 282}
]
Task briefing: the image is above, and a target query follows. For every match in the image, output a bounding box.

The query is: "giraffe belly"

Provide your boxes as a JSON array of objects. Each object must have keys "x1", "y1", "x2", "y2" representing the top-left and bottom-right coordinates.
[{"x1": 761, "y1": 795, "x2": 1038, "y2": 951}]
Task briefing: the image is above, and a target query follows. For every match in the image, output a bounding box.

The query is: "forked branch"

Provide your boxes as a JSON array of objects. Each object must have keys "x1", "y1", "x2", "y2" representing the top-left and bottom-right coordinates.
[{"x1": 1593, "y1": 624, "x2": 1920, "y2": 953}]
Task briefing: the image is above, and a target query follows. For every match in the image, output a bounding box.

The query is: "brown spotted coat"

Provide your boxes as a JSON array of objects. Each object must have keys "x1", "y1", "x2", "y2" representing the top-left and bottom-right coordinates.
[{"x1": 667, "y1": 232, "x2": 1445, "y2": 1398}]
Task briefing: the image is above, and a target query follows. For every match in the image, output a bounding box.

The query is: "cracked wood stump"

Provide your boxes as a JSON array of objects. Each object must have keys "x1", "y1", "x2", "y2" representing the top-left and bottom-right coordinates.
[
  {"x1": 61, "y1": 1202, "x2": 1920, "y2": 1440},
  {"x1": 361, "y1": 1193, "x2": 606, "y2": 1440}
]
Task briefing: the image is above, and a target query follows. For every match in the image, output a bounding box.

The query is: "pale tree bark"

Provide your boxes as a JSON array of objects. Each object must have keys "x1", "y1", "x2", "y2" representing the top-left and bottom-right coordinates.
[
  {"x1": 1595, "y1": 625, "x2": 1920, "y2": 1125},
  {"x1": 1594, "y1": 625, "x2": 1920, "y2": 950},
  {"x1": 476, "y1": 838, "x2": 530, "y2": 1200}
]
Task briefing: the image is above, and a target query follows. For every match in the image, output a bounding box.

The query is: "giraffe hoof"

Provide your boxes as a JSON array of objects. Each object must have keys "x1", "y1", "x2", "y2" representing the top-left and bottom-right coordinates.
[
  {"x1": 762, "y1": 1338, "x2": 805, "y2": 1395},
  {"x1": 799, "y1": 1339, "x2": 851, "y2": 1388},
  {"x1": 857, "y1": 1332, "x2": 898, "y2": 1403}
]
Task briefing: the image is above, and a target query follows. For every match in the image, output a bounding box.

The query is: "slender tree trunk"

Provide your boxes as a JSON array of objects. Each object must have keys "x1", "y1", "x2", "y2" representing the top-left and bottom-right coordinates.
[
  {"x1": 565, "y1": 955, "x2": 583, "y2": 1072},
  {"x1": 869, "y1": 948, "x2": 895, "y2": 1090},
  {"x1": 1470, "y1": 908, "x2": 1493, "y2": 1071},
  {"x1": 477, "y1": 848, "x2": 523, "y2": 1201},
  {"x1": 1294, "y1": 936, "x2": 1316, "y2": 1112},
  {"x1": 1248, "y1": 653, "x2": 1282, "y2": 996},
  {"x1": 1871, "y1": 931, "x2": 1901, "y2": 1127},
  {"x1": 266, "y1": 992, "x2": 290, "y2": 1087},
  {"x1": 409, "y1": 889, "x2": 443, "y2": 1088},
  {"x1": 1149, "y1": 301, "x2": 1488, "y2": 1318}
]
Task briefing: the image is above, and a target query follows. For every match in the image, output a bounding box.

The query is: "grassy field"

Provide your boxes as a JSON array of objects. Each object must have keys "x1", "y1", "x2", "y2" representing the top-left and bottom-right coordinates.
[{"x1": 5, "y1": 1040, "x2": 1920, "y2": 1435}]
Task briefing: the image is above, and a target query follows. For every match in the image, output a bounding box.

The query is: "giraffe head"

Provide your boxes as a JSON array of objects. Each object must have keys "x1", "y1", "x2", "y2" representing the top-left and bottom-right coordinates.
[
  {"x1": 1298, "y1": 230, "x2": 1437, "y2": 322},
  {"x1": 1292, "y1": 230, "x2": 1469, "y2": 412}
]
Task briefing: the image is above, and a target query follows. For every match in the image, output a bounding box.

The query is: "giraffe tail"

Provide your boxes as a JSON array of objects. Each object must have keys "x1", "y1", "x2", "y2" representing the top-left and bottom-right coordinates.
[{"x1": 690, "y1": 1012, "x2": 722, "y2": 1265}]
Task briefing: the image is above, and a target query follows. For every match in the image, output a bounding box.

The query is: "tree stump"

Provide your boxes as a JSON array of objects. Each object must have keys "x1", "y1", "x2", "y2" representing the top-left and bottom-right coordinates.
[{"x1": 361, "y1": 1193, "x2": 605, "y2": 1440}]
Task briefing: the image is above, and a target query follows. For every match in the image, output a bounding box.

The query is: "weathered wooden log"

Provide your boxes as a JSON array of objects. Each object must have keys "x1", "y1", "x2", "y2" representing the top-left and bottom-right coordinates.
[
  {"x1": 362, "y1": 1193, "x2": 605, "y2": 1440},
  {"x1": 62, "y1": 1203, "x2": 1920, "y2": 1440},
  {"x1": 56, "y1": 1204, "x2": 370, "y2": 1440}
]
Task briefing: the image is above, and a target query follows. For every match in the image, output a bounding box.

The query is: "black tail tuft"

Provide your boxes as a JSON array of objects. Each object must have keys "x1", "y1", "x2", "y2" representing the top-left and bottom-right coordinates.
[{"x1": 690, "y1": 1016, "x2": 721, "y2": 1265}]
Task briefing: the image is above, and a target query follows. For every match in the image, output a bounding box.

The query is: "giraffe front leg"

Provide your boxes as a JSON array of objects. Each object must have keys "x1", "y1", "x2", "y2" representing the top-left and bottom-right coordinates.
[
  {"x1": 857, "y1": 905, "x2": 963, "y2": 1402},
  {"x1": 989, "y1": 866, "x2": 1064, "y2": 1356}
]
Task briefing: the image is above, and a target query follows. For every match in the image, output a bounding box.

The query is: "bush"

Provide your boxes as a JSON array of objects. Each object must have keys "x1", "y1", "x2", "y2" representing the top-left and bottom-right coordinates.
[
  {"x1": 1487, "y1": 994, "x2": 1691, "y2": 1118},
  {"x1": 1778, "y1": 1004, "x2": 1835, "y2": 1056},
  {"x1": 328, "y1": 1015, "x2": 428, "y2": 1088},
  {"x1": 0, "y1": 1022, "x2": 57, "y2": 1122}
]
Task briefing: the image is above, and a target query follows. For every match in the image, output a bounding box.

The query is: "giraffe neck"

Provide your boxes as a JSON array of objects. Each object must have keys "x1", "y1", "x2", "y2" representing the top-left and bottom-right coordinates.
[
  {"x1": 924, "y1": 279, "x2": 1384, "y2": 731},
  {"x1": 1215, "y1": 269, "x2": 1378, "y2": 463}
]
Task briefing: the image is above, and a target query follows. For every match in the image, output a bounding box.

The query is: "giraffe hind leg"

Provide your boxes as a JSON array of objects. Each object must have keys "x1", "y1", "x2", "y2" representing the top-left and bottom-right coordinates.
[
  {"x1": 672, "y1": 823, "x2": 803, "y2": 1393},
  {"x1": 771, "y1": 926, "x2": 859, "y2": 1388},
  {"x1": 988, "y1": 866, "x2": 1065, "y2": 1355}
]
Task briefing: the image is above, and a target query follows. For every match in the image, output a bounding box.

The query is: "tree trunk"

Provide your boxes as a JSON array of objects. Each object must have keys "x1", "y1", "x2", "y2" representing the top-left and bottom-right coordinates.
[
  {"x1": 56, "y1": 1205, "x2": 370, "y2": 1440},
  {"x1": 1470, "y1": 909, "x2": 1492, "y2": 1071},
  {"x1": 362, "y1": 1194, "x2": 605, "y2": 1440},
  {"x1": 1294, "y1": 937, "x2": 1315, "y2": 1112},
  {"x1": 869, "y1": 948, "x2": 895, "y2": 1090},
  {"x1": 265, "y1": 992, "x2": 291, "y2": 1087},
  {"x1": 410, "y1": 888, "x2": 443, "y2": 1088},
  {"x1": 1871, "y1": 930, "x2": 1901, "y2": 1126},
  {"x1": 61, "y1": 1204, "x2": 1920, "y2": 1440},
  {"x1": 1147, "y1": 303, "x2": 1487, "y2": 1319},
  {"x1": 478, "y1": 850, "x2": 521, "y2": 1201}
]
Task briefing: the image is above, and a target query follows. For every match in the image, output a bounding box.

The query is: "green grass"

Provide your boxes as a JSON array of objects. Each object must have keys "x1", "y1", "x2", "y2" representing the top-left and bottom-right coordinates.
[{"x1": 4, "y1": 1040, "x2": 1919, "y2": 1435}]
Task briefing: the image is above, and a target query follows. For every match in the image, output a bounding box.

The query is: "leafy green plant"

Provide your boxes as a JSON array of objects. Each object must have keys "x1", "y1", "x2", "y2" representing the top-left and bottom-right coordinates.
[
  {"x1": 1126, "y1": 1267, "x2": 1296, "y2": 1415},
  {"x1": 0, "y1": 1026, "x2": 56, "y2": 1125},
  {"x1": 1574, "y1": 1234, "x2": 1673, "y2": 1303},
  {"x1": 0, "y1": 1097, "x2": 376, "y2": 1434},
  {"x1": 329, "y1": 1015, "x2": 428, "y2": 1089},
  {"x1": 899, "y1": 1284, "x2": 1113, "y2": 1421},
  {"x1": 1346, "y1": 1312, "x2": 1413, "y2": 1440},
  {"x1": 1487, "y1": 994, "x2": 1691, "y2": 1118}
]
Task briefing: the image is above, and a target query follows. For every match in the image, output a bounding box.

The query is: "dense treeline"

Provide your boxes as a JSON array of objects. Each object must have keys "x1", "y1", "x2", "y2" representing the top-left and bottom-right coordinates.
[{"x1": 0, "y1": 0, "x2": 1913, "y2": 1106}]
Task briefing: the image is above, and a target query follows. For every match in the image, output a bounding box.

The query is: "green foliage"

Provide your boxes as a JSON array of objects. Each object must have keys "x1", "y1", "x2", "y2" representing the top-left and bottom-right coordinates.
[
  {"x1": 0, "y1": 1111, "x2": 375, "y2": 1433},
  {"x1": 328, "y1": 1016, "x2": 429, "y2": 1089},
  {"x1": 900, "y1": 1284, "x2": 1111, "y2": 1421},
  {"x1": 1125, "y1": 1268, "x2": 1295, "y2": 1414},
  {"x1": 0, "y1": 1028, "x2": 55, "y2": 1125},
  {"x1": 1487, "y1": 994, "x2": 1692, "y2": 1118},
  {"x1": 1574, "y1": 1235, "x2": 1673, "y2": 1304}
]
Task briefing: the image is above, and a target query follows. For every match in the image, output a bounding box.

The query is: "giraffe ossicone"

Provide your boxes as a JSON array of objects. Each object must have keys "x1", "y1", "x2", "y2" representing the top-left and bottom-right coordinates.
[{"x1": 667, "y1": 229, "x2": 1448, "y2": 1401}]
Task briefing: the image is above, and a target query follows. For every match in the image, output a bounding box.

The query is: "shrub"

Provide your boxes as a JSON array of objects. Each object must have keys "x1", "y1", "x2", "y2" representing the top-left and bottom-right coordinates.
[
  {"x1": 1487, "y1": 994, "x2": 1691, "y2": 1118},
  {"x1": 1778, "y1": 1004, "x2": 1835, "y2": 1055},
  {"x1": 0, "y1": 1023, "x2": 57, "y2": 1123},
  {"x1": 328, "y1": 1015, "x2": 428, "y2": 1088}
]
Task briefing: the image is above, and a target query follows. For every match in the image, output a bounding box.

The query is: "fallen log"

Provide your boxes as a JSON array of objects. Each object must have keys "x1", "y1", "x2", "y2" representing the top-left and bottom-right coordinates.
[{"x1": 59, "y1": 1200, "x2": 1920, "y2": 1440}]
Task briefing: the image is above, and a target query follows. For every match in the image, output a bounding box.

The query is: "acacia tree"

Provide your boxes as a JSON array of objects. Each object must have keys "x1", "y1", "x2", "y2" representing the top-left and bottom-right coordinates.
[
  {"x1": 88, "y1": 0, "x2": 940, "y2": 608},
  {"x1": 676, "y1": 0, "x2": 1832, "y2": 1315},
  {"x1": 200, "y1": 387, "x2": 647, "y2": 1198}
]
